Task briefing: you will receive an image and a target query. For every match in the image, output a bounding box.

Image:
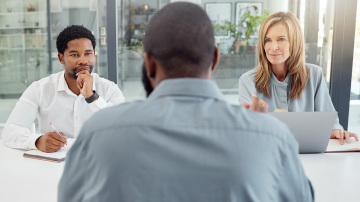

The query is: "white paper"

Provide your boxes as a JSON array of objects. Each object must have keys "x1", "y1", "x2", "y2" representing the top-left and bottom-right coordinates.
[
  {"x1": 23, "y1": 138, "x2": 75, "y2": 161},
  {"x1": 326, "y1": 137, "x2": 360, "y2": 152}
]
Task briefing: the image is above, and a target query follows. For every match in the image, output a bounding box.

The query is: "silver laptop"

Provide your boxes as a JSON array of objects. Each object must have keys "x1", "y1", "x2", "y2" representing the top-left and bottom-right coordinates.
[{"x1": 268, "y1": 112, "x2": 337, "y2": 154}]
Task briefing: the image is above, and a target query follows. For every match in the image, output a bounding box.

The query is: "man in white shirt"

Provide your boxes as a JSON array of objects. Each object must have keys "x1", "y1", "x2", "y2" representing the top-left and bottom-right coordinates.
[{"x1": 2, "y1": 25, "x2": 124, "y2": 152}]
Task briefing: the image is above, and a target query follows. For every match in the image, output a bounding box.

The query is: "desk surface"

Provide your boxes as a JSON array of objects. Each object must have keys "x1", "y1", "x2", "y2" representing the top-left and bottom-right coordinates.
[
  {"x1": 0, "y1": 141, "x2": 359, "y2": 202},
  {"x1": 0, "y1": 141, "x2": 64, "y2": 202},
  {"x1": 300, "y1": 152, "x2": 360, "y2": 202}
]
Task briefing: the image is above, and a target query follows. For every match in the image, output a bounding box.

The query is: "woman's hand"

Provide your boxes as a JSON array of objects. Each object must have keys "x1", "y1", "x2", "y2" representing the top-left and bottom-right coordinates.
[
  {"x1": 240, "y1": 94, "x2": 268, "y2": 113},
  {"x1": 330, "y1": 129, "x2": 359, "y2": 145}
]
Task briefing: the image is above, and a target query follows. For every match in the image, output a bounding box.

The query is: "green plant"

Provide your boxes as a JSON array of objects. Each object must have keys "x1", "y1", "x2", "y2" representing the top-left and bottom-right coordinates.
[
  {"x1": 213, "y1": 21, "x2": 244, "y2": 42},
  {"x1": 129, "y1": 38, "x2": 142, "y2": 47},
  {"x1": 240, "y1": 9, "x2": 271, "y2": 44},
  {"x1": 129, "y1": 39, "x2": 143, "y2": 51},
  {"x1": 27, "y1": 4, "x2": 35, "y2": 12}
]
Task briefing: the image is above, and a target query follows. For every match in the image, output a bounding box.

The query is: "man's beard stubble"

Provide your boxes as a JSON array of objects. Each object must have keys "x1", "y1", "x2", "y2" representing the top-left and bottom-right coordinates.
[
  {"x1": 142, "y1": 62, "x2": 154, "y2": 97},
  {"x1": 66, "y1": 65, "x2": 94, "y2": 79}
]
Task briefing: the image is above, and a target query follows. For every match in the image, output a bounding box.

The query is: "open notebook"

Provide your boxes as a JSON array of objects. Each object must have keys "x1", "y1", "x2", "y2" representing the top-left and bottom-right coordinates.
[
  {"x1": 326, "y1": 137, "x2": 360, "y2": 152},
  {"x1": 23, "y1": 138, "x2": 75, "y2": 163}
]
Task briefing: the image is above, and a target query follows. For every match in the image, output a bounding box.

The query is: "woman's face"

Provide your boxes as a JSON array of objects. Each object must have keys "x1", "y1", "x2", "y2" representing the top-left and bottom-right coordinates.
[{"x1": 264, "y1": 23, "x2": 290, "y2": 67}]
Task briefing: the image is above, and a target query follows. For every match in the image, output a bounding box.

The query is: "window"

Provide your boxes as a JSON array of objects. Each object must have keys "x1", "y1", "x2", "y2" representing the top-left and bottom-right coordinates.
[{"x1": 116, "y1": 0, "x2": 335, "y2": 105}]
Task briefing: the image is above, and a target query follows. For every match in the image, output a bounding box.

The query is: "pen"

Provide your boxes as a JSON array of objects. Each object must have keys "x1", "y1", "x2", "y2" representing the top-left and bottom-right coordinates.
[
  {"x1": 50, "y1": 122, "x2": 61, "y2": 137},
  {"x1": 50, "y1": 122, "x2": 67, "y2": 145}
]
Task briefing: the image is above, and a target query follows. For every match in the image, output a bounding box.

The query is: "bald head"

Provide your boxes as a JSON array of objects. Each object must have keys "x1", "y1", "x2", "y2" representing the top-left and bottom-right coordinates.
[{"x1": 143, "y1": 2, "x2": 216, "y2": 78}]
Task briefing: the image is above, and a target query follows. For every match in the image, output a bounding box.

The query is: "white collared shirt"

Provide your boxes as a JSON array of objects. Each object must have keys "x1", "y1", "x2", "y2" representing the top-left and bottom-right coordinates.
[{"x1": 2, "y1": 71, "x2": 125, "y2": 150}]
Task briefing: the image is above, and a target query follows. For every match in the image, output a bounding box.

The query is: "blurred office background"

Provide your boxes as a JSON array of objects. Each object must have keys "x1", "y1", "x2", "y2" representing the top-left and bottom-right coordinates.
[{"x1": 0, "y1": 0, "x2": 359, "y2": 133}]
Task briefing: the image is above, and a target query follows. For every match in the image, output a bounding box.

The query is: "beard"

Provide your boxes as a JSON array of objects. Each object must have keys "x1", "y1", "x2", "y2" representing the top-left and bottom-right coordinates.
[
  {"x1": 66, "y1": 65, "x2": 94, "y2": 79},
  {"x1": 141, "y1": 62, "x2": 154, "y2": 97}
]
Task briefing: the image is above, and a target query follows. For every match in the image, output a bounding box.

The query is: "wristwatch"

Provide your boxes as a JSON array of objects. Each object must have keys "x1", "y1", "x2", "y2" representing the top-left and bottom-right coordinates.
[{"x1": 85, "y1": 90, "x2": 99, "y2": 103}]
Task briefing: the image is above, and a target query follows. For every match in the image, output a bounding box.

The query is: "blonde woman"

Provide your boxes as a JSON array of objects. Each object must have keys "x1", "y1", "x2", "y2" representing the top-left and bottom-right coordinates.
[{"x1": 238, "y1": 11, "x2": 358, "y2": 144}]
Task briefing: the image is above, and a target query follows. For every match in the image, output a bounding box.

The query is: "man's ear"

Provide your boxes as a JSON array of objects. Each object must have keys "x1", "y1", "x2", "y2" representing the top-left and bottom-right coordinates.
[
  {"x1": 144, "y1": 53, "x2": 168, "y2": 88},
  {"x1": 210, "y1": 47, "x2": 220, "y2": 72},
  {"x1": 58, "y1": 53, "x2": 64, "y2": 64}
]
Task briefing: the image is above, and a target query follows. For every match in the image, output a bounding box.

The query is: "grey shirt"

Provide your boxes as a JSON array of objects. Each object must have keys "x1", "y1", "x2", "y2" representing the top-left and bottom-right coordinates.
[
  {"x1": 59, "y1": 78, "x2": 313, "y2": 202},
  {"x1": 239, "y1": 63, "x2": 342, "y2": 130}
]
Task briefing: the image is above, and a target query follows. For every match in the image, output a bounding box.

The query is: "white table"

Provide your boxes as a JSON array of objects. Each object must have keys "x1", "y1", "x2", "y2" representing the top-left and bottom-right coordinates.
[
  {"x1": 0, "y1": 141, "x2": 64, "y2": 202},
  {"x1": 300, "y1": 152, "x2": 360, "y2": 202},
  {"x1": 0, "y1": 141, "x2": 359, "y2": 202}
]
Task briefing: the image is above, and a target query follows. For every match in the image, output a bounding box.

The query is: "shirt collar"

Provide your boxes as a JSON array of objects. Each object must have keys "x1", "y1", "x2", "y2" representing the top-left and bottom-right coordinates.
[
  {"x1": 57, "y1": 70, "x2": 97, "y2": 92},
  {"x1": 270, "y1": 71, "x2": 290, "y2": 86},
  {"x1": 57, "y1": 71, "x2": 66, "y2": 92},
  {"x1": 147, "y1": 78, "x2": 225, "y2": 101}
]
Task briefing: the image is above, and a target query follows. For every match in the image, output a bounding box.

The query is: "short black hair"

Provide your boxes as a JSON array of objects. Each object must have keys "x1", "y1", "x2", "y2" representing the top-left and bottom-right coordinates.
[
  {"x1": 56, "y1": 25, "x2": 96, "y2": 54},
  {"x1": 143, "y1": 2, "x2": 215, "y2": 78}
]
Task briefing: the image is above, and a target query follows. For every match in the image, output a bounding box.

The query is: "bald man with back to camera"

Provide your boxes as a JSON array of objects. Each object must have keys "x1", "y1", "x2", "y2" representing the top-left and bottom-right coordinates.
[{"x1": 58, "y1": 2, "x2": 314, "y2": 202}]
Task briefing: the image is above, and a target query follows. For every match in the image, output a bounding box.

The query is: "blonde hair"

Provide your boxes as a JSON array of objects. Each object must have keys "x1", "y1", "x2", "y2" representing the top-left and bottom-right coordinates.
[{"x1": 255, "y1": 12, "x2": 308, "y2": 99}]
